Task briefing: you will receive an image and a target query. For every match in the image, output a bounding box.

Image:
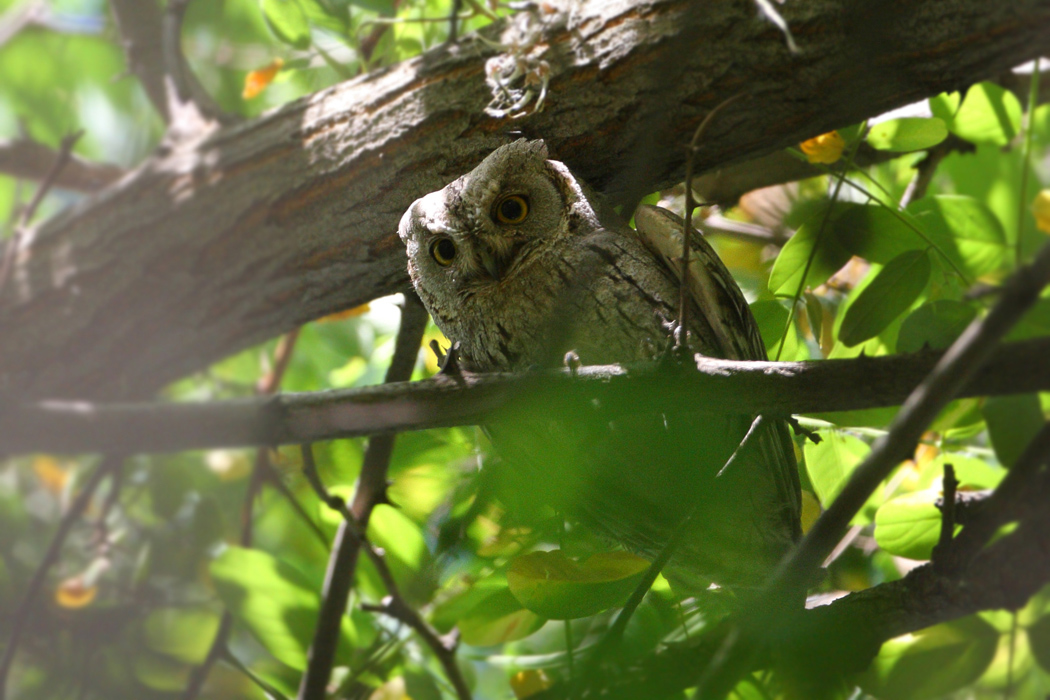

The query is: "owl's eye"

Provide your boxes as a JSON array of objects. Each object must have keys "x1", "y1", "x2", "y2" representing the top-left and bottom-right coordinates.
[
  {"x1": 494, "y1": 195, "x2": 529, "y2": 224},
  {"x1": 430, "y1": 238, "x2": 457, "y2": 266}
]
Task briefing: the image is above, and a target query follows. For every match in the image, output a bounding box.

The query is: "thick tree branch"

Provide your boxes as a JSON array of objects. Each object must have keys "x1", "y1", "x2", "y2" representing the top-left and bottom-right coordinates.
[
  {"x1": 0, "y1": 137, "x2": 125, "y2": 192},
  {"x1": 3, "y1": 0, "x2": 1049, "y2": 400},
  {"x1": 2, "y1": 336, "x2": 1049, "y2": 456}
]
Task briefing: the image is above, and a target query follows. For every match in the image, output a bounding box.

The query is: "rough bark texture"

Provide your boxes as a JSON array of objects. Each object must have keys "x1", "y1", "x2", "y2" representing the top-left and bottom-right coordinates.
[{"x1": 3, "y1": 0, "x2": 1050, "y2": 400}]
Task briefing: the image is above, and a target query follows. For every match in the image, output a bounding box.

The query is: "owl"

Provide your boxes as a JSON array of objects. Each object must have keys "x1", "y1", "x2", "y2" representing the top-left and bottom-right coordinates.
[{"x1": 398, "y1": 139, "x2": 801, "y2": 589}]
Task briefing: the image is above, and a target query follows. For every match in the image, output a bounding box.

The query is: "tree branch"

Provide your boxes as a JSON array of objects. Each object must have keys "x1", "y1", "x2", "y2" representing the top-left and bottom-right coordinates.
[
  {"x1": 2, "y1": 335, "x2": 1049, "y2": 456},
  {"x1": 0, "y1": 137, "x2": 124, "y2": 192},
  {"x1": 4, "y1": 0, "x2": 1049, "y2": 400},
  {"x1": 298, "y1": 296, "x2": 430, "y2": 700},
  {"x1": 109, "y1": 0, "x2": 169, "y2": 121}
]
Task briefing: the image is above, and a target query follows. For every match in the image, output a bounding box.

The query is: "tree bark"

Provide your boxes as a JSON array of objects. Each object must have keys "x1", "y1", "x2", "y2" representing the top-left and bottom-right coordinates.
[{"x1": 3, "y1": 0, "x2": 1049, "y2": 400}]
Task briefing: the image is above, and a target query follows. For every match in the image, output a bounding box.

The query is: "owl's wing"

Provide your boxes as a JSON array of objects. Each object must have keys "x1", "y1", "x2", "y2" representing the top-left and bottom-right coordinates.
[
  {"x1": 632, "y1": 204, "x2": 766, "y2": 362},
  {"x1": 634, "y1": 205, "x2": 802, "y2": 547}
]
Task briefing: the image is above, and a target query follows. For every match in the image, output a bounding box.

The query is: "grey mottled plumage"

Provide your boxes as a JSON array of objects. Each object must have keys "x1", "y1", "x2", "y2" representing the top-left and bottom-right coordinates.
[{"x1": 399, "y1": 139, "x2": 800, "y2": 588}]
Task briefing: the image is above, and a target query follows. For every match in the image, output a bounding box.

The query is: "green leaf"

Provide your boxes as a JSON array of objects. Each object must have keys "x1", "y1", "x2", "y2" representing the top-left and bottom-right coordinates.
[
  {"x1": 299, "y1": 0, "x2": 349, "y2": 33},
  {"x1": 906, "y1": 195, "x2": 1008, "y2": 278},
  {"x1": 839, "y1": 250, "x2": 930, "y2": 347},
  {"x1": 1007, "y1": 298, "x2": 1050, "y2": 341},
  {"x1": 143, "y1": 608, "x2": 221, "y2": 664},
  {"x1": 750, "y1": 300, "x2": 805, "y2": 360},
  {"x1": 457, "y1": 586, "x2": 546, "y2": 646},
  {"x1": 982, "y1": 394, "x2": 1045, "y2": 468},
  {"x1": 507, "y1": 550, "x2": 650, "y2": 620},
  {"x1": 897, "y1": 300, "x2": 977, "y2": 354},
  {"x1": 210, "y1": 546, "x2": 356, "y2": 670},
  {"x1": 261, "y1": 0, "x2": 312, "y2": 49},
  {"x1": 1028, "y1": 613, "x2": 1050, "y2": 672},
  {"x1": 867, "y1": 117, "x2": 949, "y2": 152},
  {"x1": 930, "y1": 83, "x2": 1022, "y2": 146},
  {"x1": 858, "y1": 616, "x2": 998, "y2": 700},
  {"x1": 803, "y1": 430, "x2": 870, "y2": 518},
  {"x1": 833, "y1": 204, "x2": 926, "y2": 265},
  {"x1": 874, "y1": 491, "x2": 953, "y2": 561},
  {"x1": 768, "y1": 221, "x2": 852, "y2": 296}
]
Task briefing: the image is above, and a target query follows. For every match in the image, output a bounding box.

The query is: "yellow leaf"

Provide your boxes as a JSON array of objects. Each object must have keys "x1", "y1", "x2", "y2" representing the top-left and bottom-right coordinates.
[
  {"x1": 317, "y1": 303, "x2": 370, "y2": 323},
  {"x1": 800, "y1": 490, "x2": 822, "y2": 534},
  {"x1": 511, "y1": 670, "x2": 552, "y2": 699},
  {"x1": 56, "y1": 576, "x2": 97, "y2": 609},
  {"x1": 800, "y1": 130, "x2": 846, "y2": 164},
  {"x1": 1032, "y1": 189, "x2": 1050, "y2": 234},
  {"x1": 33, "y1": 455, "x2": 69, "y2": 495},
  {"x1": 243, "y1": 57, "x2": 284, "y2": 100}
]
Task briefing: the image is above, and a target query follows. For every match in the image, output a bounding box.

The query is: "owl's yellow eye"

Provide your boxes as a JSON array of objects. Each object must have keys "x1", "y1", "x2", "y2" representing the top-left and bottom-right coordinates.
[
  {"x1": 494, "y1": 195, "x2": 529, "y2": 224},
  {"x1": 430, "y1": 238, "x2": 457, "y2": 266}
]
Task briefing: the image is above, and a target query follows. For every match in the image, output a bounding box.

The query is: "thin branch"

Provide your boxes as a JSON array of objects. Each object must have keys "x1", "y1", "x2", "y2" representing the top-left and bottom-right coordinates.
[
  {"x1": 109, "y1": 0, "x2": 169, "y2": 120},
  {"x1": 0, "y1": 137, "x2": 125, "y2": 192},
  {"x1": 0, "y1": 455, "x2": 122, "y2": 700},
  {"x1": 6, "y1": 336, "x2": 1050, "y2": 456},
  {"x1": 932, "y1": 463, "x2": 958, "y2": 572},
  {"x1": 0, "y1": 130, "x2": 81, "y2": 296},
  {"x1": 298, "y1": 296, "x2": 429, "y2": 700},
  {"x1": 695, "y1": 238, "x2": 1050, "y2": 697}
]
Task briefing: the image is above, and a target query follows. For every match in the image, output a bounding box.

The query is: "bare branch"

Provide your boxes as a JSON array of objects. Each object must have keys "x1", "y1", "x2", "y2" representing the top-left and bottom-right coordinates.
[
  {"x1": 0, "y1": 137, "x2": 125, "y2": 192},
  {"x1": 109, "y1": 0, "x2": 169, "y2": 121},
  {"x1": 298, "y1": 297, "x2": 429, "y2": 700},
  {"x1": 2, "y1": 336, "x2": 1050, "y2": 457}
]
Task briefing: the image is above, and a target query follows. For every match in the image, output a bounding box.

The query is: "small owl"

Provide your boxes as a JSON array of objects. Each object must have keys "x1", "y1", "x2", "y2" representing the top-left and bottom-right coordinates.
[{"x1": 399, "y1": 139, "x2": 800, "y2": 589}]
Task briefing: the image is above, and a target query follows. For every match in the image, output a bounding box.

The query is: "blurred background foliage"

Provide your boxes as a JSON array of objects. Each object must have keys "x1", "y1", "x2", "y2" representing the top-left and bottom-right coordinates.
[{"x1": 1, "y1": 1, "x2": 1049, "y2": 699}]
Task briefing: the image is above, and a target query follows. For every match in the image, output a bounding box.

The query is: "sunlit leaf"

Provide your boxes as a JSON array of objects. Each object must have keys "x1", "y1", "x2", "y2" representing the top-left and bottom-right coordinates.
[
  {"x1": 803, "y1": 430, "x2": 871, "y2": 521},
  {"x1": 210, "y1": 546, "x2": 356, "y2": 670},
  {"x1": 867, "y1": 117, "x2": 948, "y2": 152},
  {"x1": 768, "y1": 221, "x2": 852, "y2": 296},
  {"x1": 839, "y1": 250, "x2": 930, "y2": 347},
  {"x1": 906, "y1": 195, "x2": 1009, "y2": 278},
  {"x1": 897, "y1": 300, "x2": 976, "y2": 354},
  {"x1": 859, "y1": 616, "x2": 999, "y2": 700},
  {"x1": 983, "y1": 394, "x2": 1046, "y2": 468},
  {"x1": 874, "y1": 491, "x2": 953, "y2": 561},
  {"x1": 458, "y1": 586, "x2": 546, "y2": 646},
  {"x1": 261, "y1": 0, "x2": 312, "y2": 49},
  {"x1": 507, "y1": 550, "x2": 649, "y2": 620},
  {"x1": 144, "y1": 608, "x2": 221, "y2": 664},
  {"x1": 834, "y1": 204, "x2": 929, "y2": 265},
  {"x1": 1033, "y1": 189, "x2": 1050, "y2": 234},
  {"x1": 930, "y1": 83, "x2": 1022, "y2": 146}
]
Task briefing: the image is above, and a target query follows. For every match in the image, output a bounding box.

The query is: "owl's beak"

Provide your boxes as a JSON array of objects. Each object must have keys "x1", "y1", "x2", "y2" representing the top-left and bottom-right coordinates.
[{"x1": 477, "y1": 248, "x2": 503, "y2": 281}]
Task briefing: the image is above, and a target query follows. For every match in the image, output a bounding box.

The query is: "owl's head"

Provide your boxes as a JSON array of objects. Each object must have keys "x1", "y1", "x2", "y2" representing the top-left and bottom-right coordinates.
[{"x1": 398, "y1": 139, "x2": 601, "y2": 300}]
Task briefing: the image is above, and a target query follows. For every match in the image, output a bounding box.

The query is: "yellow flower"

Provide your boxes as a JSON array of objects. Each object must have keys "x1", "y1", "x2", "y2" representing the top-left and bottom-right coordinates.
[
  {"x1": 800, "y1": 131, "x2": 846, "y2": 164},
  {"x1": 1032, "y1": 189, "x2": 1050, "y2": 234}
]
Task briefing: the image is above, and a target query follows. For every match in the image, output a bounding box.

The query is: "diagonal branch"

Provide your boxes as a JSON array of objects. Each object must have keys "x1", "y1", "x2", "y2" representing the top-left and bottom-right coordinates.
[
  {"x1": 109, "y1": 0, "x2": 169, "y2": 121},
  {"x1": 0, "y1": 137, "x2": 125, "y2": 192}
]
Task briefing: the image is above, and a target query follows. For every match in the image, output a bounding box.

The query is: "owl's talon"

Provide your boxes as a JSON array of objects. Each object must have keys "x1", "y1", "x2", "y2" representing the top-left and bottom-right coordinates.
[{"x1": 436, "y1": 341, "x2": 463, "y2": 377}]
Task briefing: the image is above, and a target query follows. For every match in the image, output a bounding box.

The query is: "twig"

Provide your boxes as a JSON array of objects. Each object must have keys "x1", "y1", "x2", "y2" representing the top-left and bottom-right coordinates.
[
  {"x1": 679, "y1": 93, "x2": 747, "y2": 349},
  {"x1": 447, "y1": 0, "x2": 462, "y2": 43},
  {"x1": 0, "y1": 455, "x2": 122, "y2": 700},
  {"x1": 1016, "y1": 57, "x2": 1042, "y2": 265},
  {"x1": 899, "y1": 140, "x2": 950, "y2": 209},
  {"x1": 6, "y1": 336, "x2": 1050, "y2": 456},
  {"x1": 298, "y1": 296, "x2": 429, "y2": 700},
  {"x1": 695, "y1": 238, "x2": 1050, "y2": 697},
  {"x1": 0, "y1": 137, "x2": 124, "y2": 192},
  {"x1": 182, "y1": 329, "x2": 301, "y2": 700},
  {"x1": 932, "y1": 463, "x2": 958, "y2": 572},
  {"x1": 0, "y1": 130, "x2": 81, "y2": 296}
]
